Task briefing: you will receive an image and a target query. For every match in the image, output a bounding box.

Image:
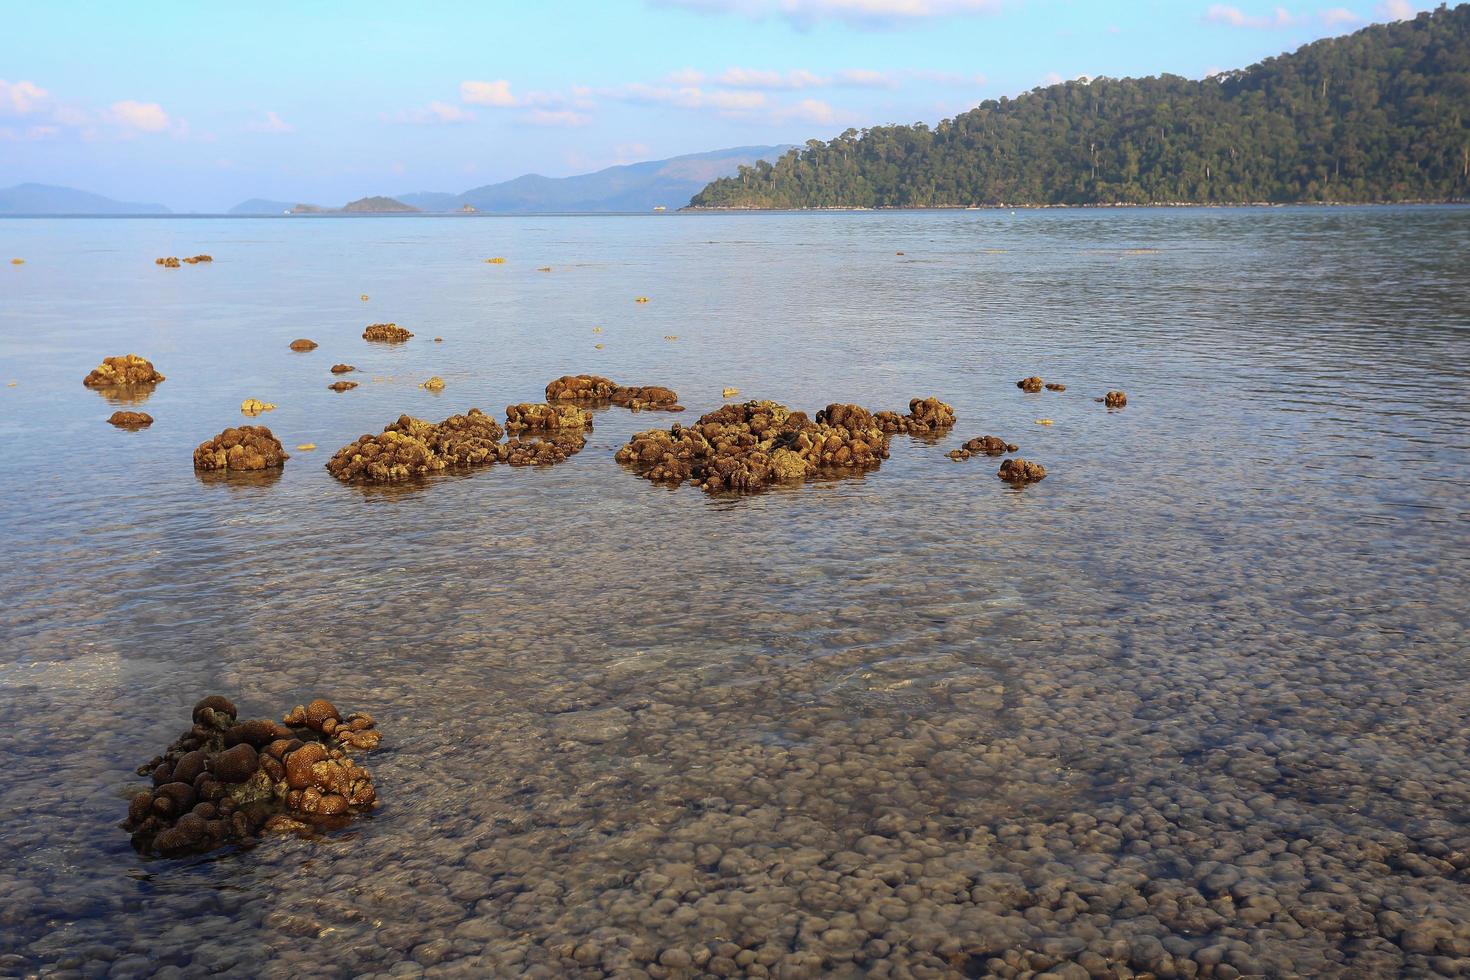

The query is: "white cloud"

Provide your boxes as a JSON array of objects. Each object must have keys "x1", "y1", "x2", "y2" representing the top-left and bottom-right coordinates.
[
  {"x1": 107, "y1": 100, "x2": 171, "y2": 133},
  {"x1": 836, "y1": 68, "x2": 895, "y2": 87},
  {"x1": 460, "y1": 79, "x2": 518, "y2": 107},
  {"x1": 772, "y1": 97, "x2": 849, "y2": 125},
  {"x1": 248, "y1": 110, "x2": 295, "y2": 133},
  {"x1": 654, "y1": 0, "x2": 1002, "y2": 26},
  {"x1": 390, "y1": 100, "x2": 477, "y2": 124},
  {"x1": 665, "y1": 68, "x2": 707, "y2": 86},
  {"x1": 1375, "y1": 0, "x2": 1414, "y2": 19},
  {"x1": 522, "y1": 108, "x2": 591, "y2": 127},
  {"x1": 0, "y1": 124, "x2": 59, "y2": 142},
  {"x1": 1203, "y1": 4, "x2": 1304, "y2": 28},
  {"x1": 616, "y1": 83, "x2": 770, "y2": 112},
  {"x1": 0, "y1": 79, "x2": 50, "y2": 116}
]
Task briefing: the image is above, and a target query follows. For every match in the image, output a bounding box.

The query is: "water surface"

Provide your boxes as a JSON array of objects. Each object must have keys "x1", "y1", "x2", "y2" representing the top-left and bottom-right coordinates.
[{"x1": 2, "y1": 208, "x2": 1468, "y2": 978}]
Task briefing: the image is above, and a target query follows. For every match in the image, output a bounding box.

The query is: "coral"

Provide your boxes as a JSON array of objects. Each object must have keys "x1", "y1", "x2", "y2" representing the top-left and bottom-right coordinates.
[
  {"x1": 240, "y1": 399, "x2": 276, "y2": 416},
  {"x1": 1102, "y1": 390, "x2": 1128, "y2": 408},
  {"x1": 501, "y1": 432, "x2": 587, "y2": 467},
  {"x1": 1017, "y1": 376, "x2": 1044, "y2": 392},
  {"x1": 121, "y1": 695, "x2": 379, "y2": 856},
  {"x1": 108, "y1": 411, "x2": 153, "y2": 429},
  {"x1": 505, "y1": 402, "x2": 593, "y2": 431},
  {"x1": 192, "y1": 426, "x2": 289, "y2": 471},
  {"x1": 183, "y1": 255, "x2": 213, "y2": 264},
  {"x1": 156, "y1": 257, "x2": 181, "y2": 268},
  {"x1": 289, "y1": 339, "x2": 318, "y2": 351},
  {"x1": 545, "y1": 375, "x2": 682, "y2": 410},
  {"x1": 328, "y1": 381, "x2": 358, "y2": 392},
  {"x1": 998, "y1": 458, "x2": 1047, "y2": 484},
  {"x1": 873, "y1": 397, "x2": 956, "y2": 437},
  {"x1": 947, "y1": 435, "x2": 1018, "y2": 461},
  {"x1": 1045, "y1": 383, "x2": 1067, "y2": 391},
  {"x1": 326, "y1": 408, "x2": 508, "y2": 483},
  {"x1": 330, "y1": 364, "x2": 355, "y2": 374},
  {"x1": 83, "y1": 354, "x2": 165, "y2": 388},
  {"x1": 363, "y1": 323, "x2": 413, "y2": 343},
  {"x1": 617, "y1": 400, "x2": 891, "y2": 494},
  {"x1": 425, "y1": 409, "x2": 505, "y2": 467},
  {"x1": 420, "y1": 376, "x2": 445, "y2": 391}
]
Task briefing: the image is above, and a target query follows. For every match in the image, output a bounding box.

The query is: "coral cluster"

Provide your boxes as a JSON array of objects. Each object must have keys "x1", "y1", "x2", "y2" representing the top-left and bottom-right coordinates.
[
  {"x1": 1017, "y1": 376, "x2": 1044, "y2": 392},
  {"x1": 362, "y1": 323, "x2": 413, "y2": 343},
  {"x1": 1102, "y1": 390, "x2": 1128, "y2": 407},
  {"x1": 83, "y1": 354, "x2": 165, "y2": 388},
  {"x1": 616, "y1": 400, "x2": 892, "y2": 494},
  {"x1": 329, "y1": 381, "x2": 358, "y2": 392},
  {"x1": 545, "y1": 374, "x2": 682, "y2": 410},
  {"x1": 326, "y1": 408, "x2": 515, "y2": 483},
  {"x1": 330, "y1": 363, "x2": 355, "y2": 374},
  {"x1": 873, "y1": 397, "x2": 956, "y2": 437},
  {"x1": 947, "y1": 435, "x2": 1018, "y2": 461},
  {"x1": 289, "y1": 339, "x2": 318, "y2": 352},
  {"x1": 155, "y1": 255, "x2": 211, "y2": 267},
  {"x1": 505, "y1": 402, "x2": 593, "y2": 431},
  {"x1": 192, "y1": 426, "x2": 289, "y2": 471},
  {"x1": 122, "y1": 695, "x2": 379, "y2": 856}
]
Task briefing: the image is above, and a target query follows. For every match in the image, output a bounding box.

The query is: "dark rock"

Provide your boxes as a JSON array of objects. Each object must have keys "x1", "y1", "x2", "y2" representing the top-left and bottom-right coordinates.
[
  {"x1": 948, "y1": 436, "x2": 1019, "y2": 461},
  {"x1": 998, "y1": 458, "x2": 1047, "y2": 484},
  {"x1": 107, "y1": 411, "x2": 153, "y2": 429}
]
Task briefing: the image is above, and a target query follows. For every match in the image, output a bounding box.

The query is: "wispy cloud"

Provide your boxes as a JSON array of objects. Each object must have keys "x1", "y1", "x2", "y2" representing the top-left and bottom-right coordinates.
[
  {"x1": 522, "y1": 108, "x2": 591, "y2": 127},
  {"x1": 652, "y1": 0, "x2": 1003, "y2": 27},
  {"x1": 460, "y1": 79, "x2": 518, "y2": 107},
  {"x1": 1203, "y1": 4, "x2": 1304, "y2": 28},
  {"x1": 1319, "y1": 7, "x2": 1361, "y2": 26},
  {"x1": 388, "y1": 101, "x2": 476, "y2": 125},
  {"x1": 107, "y1": 100, "x2": 171, "y2": 133},
  {"x1": 0, "y1": 79, "x2": 50, "y2": 116},
  {"x1": 1376, "y1": 0, "x2": 1415, "y2": 19},
  {"x1": 247, "y1": 110, "x2": 295, "y2": 133}
]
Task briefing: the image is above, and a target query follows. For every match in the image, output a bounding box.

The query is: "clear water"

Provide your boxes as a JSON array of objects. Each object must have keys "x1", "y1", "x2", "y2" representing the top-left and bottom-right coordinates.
[{"x1": 1, "y1": 208, "x2": 1468, "y2": 978}]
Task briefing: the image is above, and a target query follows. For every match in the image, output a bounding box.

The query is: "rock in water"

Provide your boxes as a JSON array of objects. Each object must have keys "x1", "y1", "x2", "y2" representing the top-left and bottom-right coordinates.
[
  {"x1": 108, "y1": 411, "x2": 153, "y2": 429},
  {"x1": 947, "y1": 435, "x2": 1018, "y2": 460},
  {"x1": 998, "y1": 458, "x2": 1047, "y2": 484},
  {"x1": 83, "y1": 354, "x2": 165, "y2": 388},
  {"x1": 1016, "y1": 376, "x2": 1044, "y2": 392},
  {"x1": 1102, "y1": 390, "x2": 1128, "y2": 407},
  {"x1": 545, "y1": 375, "x2": 683, "y2": 410},
  {"x1": 192, "y1": 426, "x2": 289, "y2": 471},
  {"x1": 122, "y1": 694, "x2": 381, "y2": 856},
  {"x1": 873, "y1": 396, "x2": 956, "y2": 437},
  {"x1": 288, "y1": 338, "x2": 318, "y2": 351}
]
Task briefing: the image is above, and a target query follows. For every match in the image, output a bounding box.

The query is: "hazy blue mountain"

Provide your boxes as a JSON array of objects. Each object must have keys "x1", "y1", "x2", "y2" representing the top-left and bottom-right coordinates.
[
  {"x1": 228, "y1": 198, "x2": 298, "y2": 215},
  {"x1": 0, "y1": 183, "x2": 170, "y2": 215},
  {"x1": 398, "y1": 145, "x2": 793, "y2": 213}
]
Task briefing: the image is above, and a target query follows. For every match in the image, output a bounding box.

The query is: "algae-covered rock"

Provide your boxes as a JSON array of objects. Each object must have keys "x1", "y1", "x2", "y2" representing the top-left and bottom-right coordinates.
[{"x1": 192, "y1": 426, "x2": 289, "y2": 471}]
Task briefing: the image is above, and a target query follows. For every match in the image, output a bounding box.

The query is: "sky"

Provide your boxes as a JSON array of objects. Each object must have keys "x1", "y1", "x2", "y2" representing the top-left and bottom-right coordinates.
[{"x1": 0, "y1": 0, "x2": 1441, "y2": 211}]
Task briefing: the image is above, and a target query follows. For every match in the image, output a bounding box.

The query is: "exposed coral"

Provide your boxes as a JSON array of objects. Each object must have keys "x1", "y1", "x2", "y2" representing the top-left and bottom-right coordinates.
[
  {"x1": 420, "y1": 376, "x2": 445, "y2": 391},
  {"x1": 121, "y1": 695, "x2": 380, "y2": 856},
  {"x1": 192, "y1": 426, "x2": 289, "y2": 471},
  {"x1": 155, "y1": 257, "x2": 181, "y2": 268},
  {"x1": 362, "y1": 323, "x2": 413, "y2": 343},
  {"x1": 873, "y1": 397, "x2": 956, "y2": 437},
  {"x1": 83, "y1": 354, "x2": 165, "y2": 388},
  {"x1": 1102, "y1": 390, "x2": 1128, "y2": 407},
  {"x1": 947, "y1": 435, "x2": 1018, "y2": 461},
  {"x1": 1045, "y1": 382, "x2": 1067, "y2": 391},
  {"x1": 182, "y1": 254, "x2": 213, "y2": 264},
  {"x1": 108, "y1": 411, "x2": 154, "y2": 429},
  {"x1": 617, "y1": 400, "x2": 891, "y2": 494},
  {"x1": 545, "y1": 375, "x2": 682, "y2": 410},
  {"x1": 289, "y1": 339, "x2": 318, "y2": 352},
  {"x1": 502, "y1": 432, "x2": 588, "y2": 467},
  {"x1": 998, "y1": 458, "x2": 1047, "y2": 484},
  {"x1": 330, "y1": 364, "x2": 356, "y2": 374},
  {"x1": 1017, "y1": 376, "x2": 1044, "y2": 392},
  {"x1": 240, "y1": 398, "x2": 276, "y2": 416},
  {"x1": 328, "y1": 381, "x2": 358, "y2": 392},
  {"x1": 505, "y1": 402, "x2": 593, "y2": 431},
  {"x1": 326, "y1": 408, "x2": 508, "y2": 483}
]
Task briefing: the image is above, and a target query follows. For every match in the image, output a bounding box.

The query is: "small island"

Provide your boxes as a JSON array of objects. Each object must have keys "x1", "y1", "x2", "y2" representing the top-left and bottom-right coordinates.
[{"x1": 283, "y1": 197, "x2": 419, "y2": 214}]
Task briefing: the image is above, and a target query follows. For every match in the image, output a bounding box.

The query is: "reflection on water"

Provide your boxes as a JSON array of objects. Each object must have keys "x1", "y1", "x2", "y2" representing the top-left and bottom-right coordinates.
[
  {"x1": 90, "y1": 382, "x2": 158, "y2": 406},
  {"x1": 1, "y1": 208, "x2": 1468, "y2": 978}
]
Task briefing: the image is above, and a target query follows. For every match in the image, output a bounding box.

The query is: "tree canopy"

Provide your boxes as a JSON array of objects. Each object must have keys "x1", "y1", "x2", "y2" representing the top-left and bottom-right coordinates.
[{"x1": 689, "y1": 5, "x2": 1470, "y2": 208}]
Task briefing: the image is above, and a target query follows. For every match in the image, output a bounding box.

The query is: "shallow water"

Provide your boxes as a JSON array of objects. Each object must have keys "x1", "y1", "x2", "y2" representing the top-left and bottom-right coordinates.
[{"x1": 1, "y1": 208, "x2": 1469, "y2": 979}]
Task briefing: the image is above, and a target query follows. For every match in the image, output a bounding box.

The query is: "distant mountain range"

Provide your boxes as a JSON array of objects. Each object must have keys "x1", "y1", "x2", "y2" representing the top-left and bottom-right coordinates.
[
  {"x1": 0, "y1": 183, "x2": 171, "y2": 215},
  {"x1": 227, "y1": 145, "x2": 792, "y2": 215}
]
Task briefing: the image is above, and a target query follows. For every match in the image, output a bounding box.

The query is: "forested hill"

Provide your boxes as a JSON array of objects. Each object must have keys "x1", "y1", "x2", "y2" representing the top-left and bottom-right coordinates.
[{"x1": 688, "y1": 5, "x2": 1470, "y2": 209}]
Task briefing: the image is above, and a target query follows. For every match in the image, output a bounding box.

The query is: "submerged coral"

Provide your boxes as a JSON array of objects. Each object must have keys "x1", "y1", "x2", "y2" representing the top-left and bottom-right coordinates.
[
  {"x1": 192, "y1": 426, "x2": 289, "y2": 471},
  {"x1": 121, "y1": 695, "x2": 380, "y2": 856},
  {"x1": 947, "y1": 435, "x2": 1018, "y2": 461},
  {"x1": 617, "y1": 400, "x2": 891, "y2": 494},
  {"x1": 83, "y1": 354, "x2": 165, "y2": 388},
  {"x1": 362, "y1": 323, "x2": 414, "y2": 343},
  {"x1": 108, "y1": 411, "x2": 154, "y2": 429}
]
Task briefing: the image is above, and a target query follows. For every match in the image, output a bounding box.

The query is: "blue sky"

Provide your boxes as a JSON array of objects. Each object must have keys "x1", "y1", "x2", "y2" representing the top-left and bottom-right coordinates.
[{"x1": 0, "y1": 0, "x2": 1437, "y2": 211}]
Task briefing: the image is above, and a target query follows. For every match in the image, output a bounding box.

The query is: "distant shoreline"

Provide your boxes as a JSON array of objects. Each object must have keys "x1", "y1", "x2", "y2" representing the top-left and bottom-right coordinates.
[{"x1": 1, "y1": 199, "x2": 1466, "y2": 219}]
